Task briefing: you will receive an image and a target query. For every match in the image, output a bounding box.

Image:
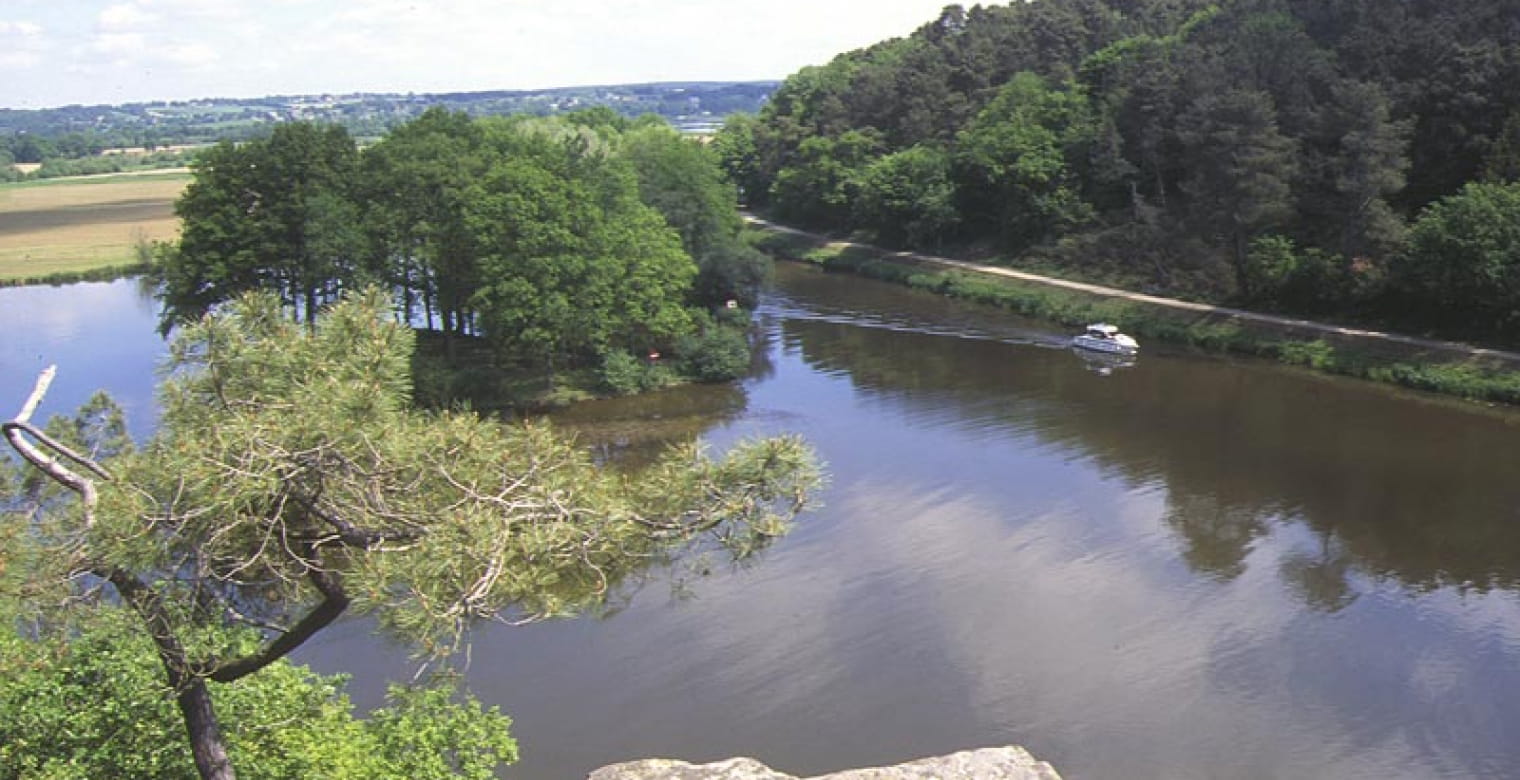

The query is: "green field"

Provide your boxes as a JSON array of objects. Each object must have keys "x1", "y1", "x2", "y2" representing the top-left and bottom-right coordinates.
[{"x1": 0, "y1": 171, "x2": 188, "y2": 282}]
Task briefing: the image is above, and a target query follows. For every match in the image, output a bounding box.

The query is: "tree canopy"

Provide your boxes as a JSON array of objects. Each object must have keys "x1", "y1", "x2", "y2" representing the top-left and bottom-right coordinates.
[{"x1": 159, "y1": 123, "x2": 363, "y2": 328}]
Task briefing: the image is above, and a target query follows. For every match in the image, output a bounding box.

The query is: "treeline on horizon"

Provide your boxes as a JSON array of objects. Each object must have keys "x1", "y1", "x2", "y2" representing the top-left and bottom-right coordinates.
[
  {"x1": 0, "y1": 82, "x2": 777, "y2": 179},
  {"x1": 154, "y1": 107, "x2": 770, "y2": 400},
  {"x1": 718, "y1": 0, "x2": 1520, "y2": 343}
]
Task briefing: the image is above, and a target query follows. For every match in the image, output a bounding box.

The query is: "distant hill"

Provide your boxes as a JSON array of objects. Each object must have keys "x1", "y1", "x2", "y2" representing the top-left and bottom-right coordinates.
[{"x1": 0, "y1": 81, "x2": 778, "y2": 153}]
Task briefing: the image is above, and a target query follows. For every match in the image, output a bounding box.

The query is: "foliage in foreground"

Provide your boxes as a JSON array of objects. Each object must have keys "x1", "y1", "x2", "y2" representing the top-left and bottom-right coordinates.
[
  {"x1": 3, "y1": 289, "x2": 822, "y2": 778},
  {"x1": 0, "y1": 610, "x2": 516, "y2": 780}
]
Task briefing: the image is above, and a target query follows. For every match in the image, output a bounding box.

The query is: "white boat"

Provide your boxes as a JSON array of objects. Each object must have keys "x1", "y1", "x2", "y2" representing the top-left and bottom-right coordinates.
[{"x1": 1072, "y1": 323, "x2": 1138, "y2": 355}]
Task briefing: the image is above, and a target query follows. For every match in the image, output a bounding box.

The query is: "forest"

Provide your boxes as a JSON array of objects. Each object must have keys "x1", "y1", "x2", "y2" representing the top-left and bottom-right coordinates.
[{"x1": 720, "y1": 0, "x2": 1520, "y2": 343}]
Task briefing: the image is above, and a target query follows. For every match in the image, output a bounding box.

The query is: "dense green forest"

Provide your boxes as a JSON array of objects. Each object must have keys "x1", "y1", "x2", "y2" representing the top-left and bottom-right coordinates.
[
  {"x1": 154, "y1": 108, "x2": 769, "y2": 401},
  {"x1": 721, "y1": 0, "x2": 1520, "y2": 342}
]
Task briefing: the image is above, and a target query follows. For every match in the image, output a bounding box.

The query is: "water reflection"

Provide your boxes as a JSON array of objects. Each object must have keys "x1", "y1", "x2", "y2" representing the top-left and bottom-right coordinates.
[
  {"x1": 0, "y1": 279, "x2": 164, "y2": 439},
  {"x1": 1278, "y1": 528, "x2": 1358, "y2": 613},
  {"x1": 741, "y1": 263, "x2": 1520, "y2": 777},
  {"x1": 546, "y1": 381, "x2": 750, "y2": 467},
  {"x1": 9, "y1": 268, "x2": 1520, "y2": 779},
  {"x1": 769, "y1": 274, "x2": 1520, "y2": 602},
  {"x1": 1162, "y1": 494, "x2": 1271, "y2": 582},
  {"x1": 1073, "y1": 348, "x2": 1136, "y2": 376},
  {"x1": 749, "y1": 266, "x2": 1520, "y2": 777}
]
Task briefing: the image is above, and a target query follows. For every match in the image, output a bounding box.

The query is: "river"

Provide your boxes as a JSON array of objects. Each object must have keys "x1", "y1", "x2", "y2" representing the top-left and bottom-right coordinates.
[{"x1": 3, "y1": 264, "x2": 1520, "y2": 779}]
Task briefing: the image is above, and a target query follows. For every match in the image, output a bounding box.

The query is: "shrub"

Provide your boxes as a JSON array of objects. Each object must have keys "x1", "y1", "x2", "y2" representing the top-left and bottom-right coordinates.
[
  {"x1": 599, "y1": 349, "x2": 647, "y2": 395},
  {"x1": 598, "y1": 349, "x2": 679, "y2": 394},
  {"x1": 0, "y1": 610, "x2": 516, "y2": 779},
  {"x1": 676, "y1": 325, "x2": 751, "y2": 382},
  {"x1": 1278, "y1": 339, "x2": 1337, "y2": 369}
]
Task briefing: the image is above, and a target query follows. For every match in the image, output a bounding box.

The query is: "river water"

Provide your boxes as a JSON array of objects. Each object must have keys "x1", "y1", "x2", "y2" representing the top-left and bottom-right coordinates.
[{"x1": 4, "y1": 264, "x2": 1520, "y2": 779}]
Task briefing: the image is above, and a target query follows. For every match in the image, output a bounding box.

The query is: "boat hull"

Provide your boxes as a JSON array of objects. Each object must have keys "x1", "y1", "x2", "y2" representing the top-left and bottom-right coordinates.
[{"x1": 1073, "y1": 335, "x2": 1138, "y2": 355}]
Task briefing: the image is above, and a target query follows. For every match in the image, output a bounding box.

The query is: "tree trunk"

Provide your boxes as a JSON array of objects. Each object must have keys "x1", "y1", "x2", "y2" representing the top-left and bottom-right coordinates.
[
  {"x1": 175, "y1": 676, "x2": 237, "y2": 780},
  {"x1": 305, "y1": 286, "x2": 318, "y2": 327},
  {"x1": 402, "y1": 261, "x2": 416, "y2": 325},
  {"x1": 1232, "y1": 220, "x2": 1251, "y2": 299},
  {"x1": 108, "y1": 568, "x2": 238, "y2": 780},
  {"x1": 8, "y1": 370, "x2": 235, "y2": 779}
]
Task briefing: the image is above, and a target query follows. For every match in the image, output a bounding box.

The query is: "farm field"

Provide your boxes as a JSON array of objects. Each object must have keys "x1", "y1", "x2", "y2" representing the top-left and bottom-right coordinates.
[{"x1": 0, "y1": 171, "x2": 188, "y2": 282}]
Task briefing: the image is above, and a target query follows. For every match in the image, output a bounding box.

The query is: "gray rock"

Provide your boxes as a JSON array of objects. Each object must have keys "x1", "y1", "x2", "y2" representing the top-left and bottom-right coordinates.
[
  {"x1": 588, "y1": 746, "x2": 1062, "y2": 780},
  {"x1": 588, "y1": 756, "x2": 792, "y2": 780}
]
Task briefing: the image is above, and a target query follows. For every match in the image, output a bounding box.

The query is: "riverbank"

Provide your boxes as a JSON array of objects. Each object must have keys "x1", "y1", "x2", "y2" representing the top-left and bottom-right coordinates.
[{"x1": 746, "y1": 216, "x2": 1520, "y2": 405}]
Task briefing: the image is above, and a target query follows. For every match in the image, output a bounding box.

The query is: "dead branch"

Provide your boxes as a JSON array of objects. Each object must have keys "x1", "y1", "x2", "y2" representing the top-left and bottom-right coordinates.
[{"x1": 3, "y1": 366, "x2": 114, "y2": 527}]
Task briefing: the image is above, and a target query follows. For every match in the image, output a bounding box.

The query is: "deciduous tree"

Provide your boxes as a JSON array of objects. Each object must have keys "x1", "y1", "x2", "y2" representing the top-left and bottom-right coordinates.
[
  {"x1": 621, "y1": 124, "x2": 769, "y2": 307},
  {"x1": 1391, "y1": 180, "x2": 1520, "y2": 334},
  {"x1": 158, "y1": 123, "x2": 361, "y2": 328},
  {"x1": 854, "y1": 144, "x2": 959, "y2": 248},
  {"x1": 954, "y1": 72, "x2": 1097, "y2": 250},
  {"x1": 0, "y1": 609, "x2": 517, "y2": 779},
  {"x1": 358, "y1": 107, "x2": 486, "y2": 346},
  {"x1": 465, "y1": 121, "x2": 697, "y2": 377}
]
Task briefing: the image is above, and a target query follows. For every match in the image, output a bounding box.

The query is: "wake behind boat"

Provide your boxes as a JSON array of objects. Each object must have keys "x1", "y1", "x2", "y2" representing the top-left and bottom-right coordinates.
[{"x1": 1073, "y1": 323, "x2": 1139, "y2": 355}]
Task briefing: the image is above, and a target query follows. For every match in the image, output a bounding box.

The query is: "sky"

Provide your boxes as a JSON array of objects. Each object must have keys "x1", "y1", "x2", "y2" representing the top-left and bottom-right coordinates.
[{"x1": 0, "y1": 0, "x2": 960, "y2": 109}]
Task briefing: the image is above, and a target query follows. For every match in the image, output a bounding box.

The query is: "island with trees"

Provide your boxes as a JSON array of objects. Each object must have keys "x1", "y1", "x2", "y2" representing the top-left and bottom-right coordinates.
[{"x1": 155, "y1": 107, "x2": 774, "y2": 406}]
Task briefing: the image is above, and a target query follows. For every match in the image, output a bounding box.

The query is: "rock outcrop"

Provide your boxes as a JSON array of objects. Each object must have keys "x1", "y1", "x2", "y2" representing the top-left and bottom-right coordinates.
[{"x1": 588, "y1": 746, "x2": 1062, "y2": 780}]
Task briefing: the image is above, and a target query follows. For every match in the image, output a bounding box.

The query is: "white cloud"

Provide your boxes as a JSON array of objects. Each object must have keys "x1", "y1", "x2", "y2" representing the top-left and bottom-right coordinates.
[
  {"x1": 0, "y1": 18, "x2": 48, "y2": 70},
  {"x1": 0, "y1": 51, "x2": 42, "y2": 69},
  {"x1": 98, "y1": 3, "x2": 154, "y2": 30},
  {"x1": 91, "y1": 31, "x2": 146, "y2": 56},
  {"x1": 140, "y1": 0, "x2": 247, "y2": 20},
  {"x1": 163, "y1": 41, "x2": 218, "y2": 67},
  {"x1": 0, "y1": 20, "x2": 43, "y2": 36}
]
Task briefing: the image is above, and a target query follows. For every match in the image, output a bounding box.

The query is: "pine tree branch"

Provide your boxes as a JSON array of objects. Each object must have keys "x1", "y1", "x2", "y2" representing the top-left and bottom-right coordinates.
[{"x1": 208, "y1": 547, "x2": 350, "y2": 683}]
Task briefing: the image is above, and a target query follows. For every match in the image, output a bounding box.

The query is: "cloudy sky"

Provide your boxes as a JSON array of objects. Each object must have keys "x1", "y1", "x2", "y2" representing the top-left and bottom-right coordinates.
[{"x1": 0, "y1": 0, "x2": 958, "y2": 109}]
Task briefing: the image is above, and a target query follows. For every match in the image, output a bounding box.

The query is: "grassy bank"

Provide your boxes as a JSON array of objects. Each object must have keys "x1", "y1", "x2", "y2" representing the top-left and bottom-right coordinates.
[
  {"x1": 752, "y1": 227, "x2": 1520, "y2": 406},
  {"x1": 0, "y1": 172, "x2": 187, "y2": 283},
  {"x1": 0, "y1": 261, "x2": 153, "y2": 288}
]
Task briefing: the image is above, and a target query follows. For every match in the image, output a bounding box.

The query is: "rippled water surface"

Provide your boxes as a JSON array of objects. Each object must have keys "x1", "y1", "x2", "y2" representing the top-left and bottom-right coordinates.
[{"x1": 5, "y1": 267, "x2": 1520, "y2": 779}]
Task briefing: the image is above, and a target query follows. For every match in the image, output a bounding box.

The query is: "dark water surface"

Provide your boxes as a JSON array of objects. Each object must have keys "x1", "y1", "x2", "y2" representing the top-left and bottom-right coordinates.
[{"x1": 5, "y1": 266, "x2": 1520, "y2": 779}]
